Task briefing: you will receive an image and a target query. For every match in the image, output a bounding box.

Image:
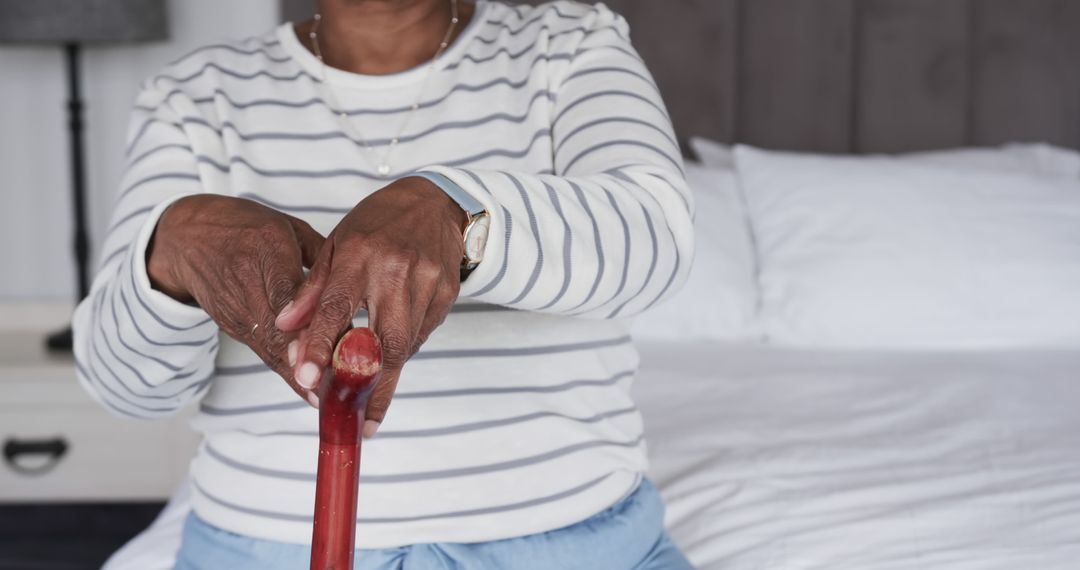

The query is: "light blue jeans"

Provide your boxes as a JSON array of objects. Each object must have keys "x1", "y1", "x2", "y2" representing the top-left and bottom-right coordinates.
[{"x1": 175, "y1": 479, "x2": 693, "y2": 569}]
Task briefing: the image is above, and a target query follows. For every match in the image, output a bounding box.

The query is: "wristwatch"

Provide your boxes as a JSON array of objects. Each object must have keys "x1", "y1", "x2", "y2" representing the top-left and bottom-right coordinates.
[{"x1": 411, "y1": 172, "x2": 491, "y2": 279}]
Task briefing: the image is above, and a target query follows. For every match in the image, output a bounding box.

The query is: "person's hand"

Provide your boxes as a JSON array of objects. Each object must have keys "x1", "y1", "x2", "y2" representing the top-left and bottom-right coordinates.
[
  {"x1": 275, "y1": 177, "x2": 466, "y2": 434},
  {"x1": 147, "y1": 194, "x2": 325, "y2": 399}
]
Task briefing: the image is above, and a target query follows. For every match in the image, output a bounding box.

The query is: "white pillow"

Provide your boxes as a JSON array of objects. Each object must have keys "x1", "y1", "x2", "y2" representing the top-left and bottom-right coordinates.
[
  {"x1": 693, "y1": 136, "x2": 1080, "y2": 179},
  {"x1": 735, "y1": 144, "x2": 1080, "y2": 349},
  {"x1": 689, "y1": 137, "x2": 735, "y2": 170},
  {"x1": 903, "y1": 143, "x2": 1080, "y2": 178},
  {"x1": 630, "y1": 161, "x2": 759, "y2": 341}
]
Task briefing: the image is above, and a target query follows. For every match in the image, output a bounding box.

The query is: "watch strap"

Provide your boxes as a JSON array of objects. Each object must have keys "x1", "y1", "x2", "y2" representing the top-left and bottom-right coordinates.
[{"x1": 411, "y1": 171, "x2": 486, "y2": 216}]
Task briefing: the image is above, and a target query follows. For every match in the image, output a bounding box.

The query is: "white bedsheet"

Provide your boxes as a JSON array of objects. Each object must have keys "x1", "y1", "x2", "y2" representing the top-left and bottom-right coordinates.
[
  {"x1": 634, "y1": 342, "x2": 1080, "y2": 570},
  {"x1": 106, "y1": 343, "x2": 1080, "y2": 570}
]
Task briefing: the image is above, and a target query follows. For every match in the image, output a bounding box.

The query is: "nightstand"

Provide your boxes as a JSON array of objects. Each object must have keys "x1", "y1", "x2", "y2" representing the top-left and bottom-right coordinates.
[
  {"x1": 0, "y1": 303, "x2": 199, "y2": 503},
  {"x1": 0, "y1": 303, "x2": 202, "y2": 568}
]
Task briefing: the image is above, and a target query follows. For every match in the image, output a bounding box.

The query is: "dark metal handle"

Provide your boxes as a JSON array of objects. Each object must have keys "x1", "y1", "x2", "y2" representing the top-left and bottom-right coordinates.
[{"x1": 3, "y1": 437, "x2": 69, "y2": 476}]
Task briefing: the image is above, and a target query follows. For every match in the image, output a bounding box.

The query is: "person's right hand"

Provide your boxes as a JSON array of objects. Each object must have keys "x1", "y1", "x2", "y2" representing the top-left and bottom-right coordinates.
[{"x1": 147, "y1": 194, "x2": 325, "y2": 400}]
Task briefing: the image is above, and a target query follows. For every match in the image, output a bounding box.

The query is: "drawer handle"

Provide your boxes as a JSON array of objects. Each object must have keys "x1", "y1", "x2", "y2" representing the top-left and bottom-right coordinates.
[{"x1": 3, "y1": 437, "x2": 69, "y2": 476}]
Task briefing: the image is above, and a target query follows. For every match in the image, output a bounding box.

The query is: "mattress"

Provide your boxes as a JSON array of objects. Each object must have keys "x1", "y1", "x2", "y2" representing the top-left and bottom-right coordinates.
[
  {"x1": 632, "y1": 341, "x2": 1080, "y2": 570},
  {"x1": 104, "y1": 342, "x2": 1080, "y2": 569}
]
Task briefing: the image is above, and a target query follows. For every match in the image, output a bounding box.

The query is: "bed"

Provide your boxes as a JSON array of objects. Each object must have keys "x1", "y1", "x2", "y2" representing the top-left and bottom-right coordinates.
[
  {"x1": 101, "y1": 0, "x2": 1080, "y2": 568},
  {"x1": 635, "y1": 342, "x2": 1080, "y2": 569},
  {"x1": 607, "y1": 12, "x2": 1080, "y2": 566}
]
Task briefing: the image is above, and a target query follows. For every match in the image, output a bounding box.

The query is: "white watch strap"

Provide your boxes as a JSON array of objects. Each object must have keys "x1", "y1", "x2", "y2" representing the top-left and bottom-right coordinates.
[{"x1": 411, "y1": 171, "x2": 486, "y2": 216}]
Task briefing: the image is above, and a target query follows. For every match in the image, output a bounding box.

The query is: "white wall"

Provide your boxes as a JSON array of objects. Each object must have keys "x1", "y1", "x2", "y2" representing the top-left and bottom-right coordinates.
[{"x1": 0, "y1": 0, "x2": 280, "y2": 302}]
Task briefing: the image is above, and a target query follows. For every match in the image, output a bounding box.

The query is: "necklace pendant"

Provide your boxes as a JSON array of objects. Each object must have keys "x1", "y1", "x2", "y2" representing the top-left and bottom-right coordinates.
[{"x1": 377, "y1": 164, "x2": 391, "y2": 177}]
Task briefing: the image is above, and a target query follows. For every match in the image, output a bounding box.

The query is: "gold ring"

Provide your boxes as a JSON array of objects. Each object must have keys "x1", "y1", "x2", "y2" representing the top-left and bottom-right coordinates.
[{"x1": 251, "y1": 323, "x2": 259, "y2": 338}]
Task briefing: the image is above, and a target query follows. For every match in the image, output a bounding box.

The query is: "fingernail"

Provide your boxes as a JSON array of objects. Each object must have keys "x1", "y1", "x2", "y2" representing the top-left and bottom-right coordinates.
[
  {"x1": 287, "y1": 340, "x2": 299, "y2": 367},
  {"x1": 297, "y1": 362, "x2": 320, "y2": 389},
  {"x1": 362, "y1": 420, "x2": 380, "y2": 439},
  {"x1": 307, "y1": 391, "x2": 320, "y2": 409}
]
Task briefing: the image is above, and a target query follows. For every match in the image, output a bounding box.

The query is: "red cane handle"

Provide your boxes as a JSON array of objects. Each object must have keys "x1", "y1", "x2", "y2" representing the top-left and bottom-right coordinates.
[{"x1": 311, "y1": 328, "x2": 382, "y2": 570}]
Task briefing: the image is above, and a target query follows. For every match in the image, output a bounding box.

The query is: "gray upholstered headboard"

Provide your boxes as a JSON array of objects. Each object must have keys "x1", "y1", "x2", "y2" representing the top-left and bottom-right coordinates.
[{"x1": 280, "y1": 0, "x2": 1080, "y2": 154}]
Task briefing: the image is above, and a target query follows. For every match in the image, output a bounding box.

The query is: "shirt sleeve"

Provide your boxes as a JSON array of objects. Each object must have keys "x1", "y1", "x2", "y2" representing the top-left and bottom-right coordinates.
[
  {"x1": 71, "y1": 82, "x2": 220, "y2": 419},
  {"x1": 420, "y1": 5, "x2": 694, "y2": 319}
]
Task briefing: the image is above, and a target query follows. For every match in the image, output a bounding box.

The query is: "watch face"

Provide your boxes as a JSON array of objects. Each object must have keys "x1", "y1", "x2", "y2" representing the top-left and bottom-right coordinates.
[{"x1": 464, "y1": 215, "x2": 491, "y2": 264}]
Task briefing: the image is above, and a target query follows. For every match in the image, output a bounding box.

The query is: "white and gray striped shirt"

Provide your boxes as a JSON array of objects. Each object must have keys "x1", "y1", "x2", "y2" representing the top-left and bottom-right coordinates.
[{"x1": 73, "y1": 0, "x2": 693, "y2": 548}]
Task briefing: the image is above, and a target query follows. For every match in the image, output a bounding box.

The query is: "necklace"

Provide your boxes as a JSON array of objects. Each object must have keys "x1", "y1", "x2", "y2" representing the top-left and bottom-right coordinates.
[{"x1": 309, "y1": 0, "x2": 460, "y2": 178}]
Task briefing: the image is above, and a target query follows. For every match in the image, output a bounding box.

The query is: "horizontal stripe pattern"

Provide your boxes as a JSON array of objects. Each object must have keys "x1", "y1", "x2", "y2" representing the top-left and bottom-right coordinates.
[
  {"x1": 212, "y1": 335, "x2": 630, "y2": 377},
  {"x1": 204, "y1": 433, "x2": 644, "y2": 484},
  {"x1": 191, "y1": 472, "x2": 619, "y2": 524},
  {"x1": 239, "y1": 404, "x2": 638, "y2": 439},
  {"x1": 73, "y1": 0, "x2": 687, "y2": 550},
  {"x1": 200, "y1": 368, "x2": 636, "y2": 417}
]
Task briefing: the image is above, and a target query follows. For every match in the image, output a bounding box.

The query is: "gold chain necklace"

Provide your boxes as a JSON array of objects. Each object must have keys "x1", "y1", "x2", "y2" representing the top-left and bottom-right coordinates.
[{"x1": 309, "y1": 0, "x2": 459, "y2": 178}]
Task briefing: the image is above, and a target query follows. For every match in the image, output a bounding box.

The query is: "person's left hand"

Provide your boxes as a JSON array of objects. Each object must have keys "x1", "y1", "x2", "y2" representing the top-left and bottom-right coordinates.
[{"x1": 275, "y1": 176, "x2": 466, "y2": 436}]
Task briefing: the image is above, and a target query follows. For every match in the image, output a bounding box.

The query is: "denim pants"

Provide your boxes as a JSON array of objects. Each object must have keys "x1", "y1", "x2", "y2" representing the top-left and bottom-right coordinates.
[{"x1": 174, "y1": 479, "x2": 694, "y2": 569}]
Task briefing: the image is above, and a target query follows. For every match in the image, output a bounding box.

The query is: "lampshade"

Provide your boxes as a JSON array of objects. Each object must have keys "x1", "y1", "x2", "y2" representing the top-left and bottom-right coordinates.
[{"x1": 0, "y1": 0, "x2": 168, "y2": 44}]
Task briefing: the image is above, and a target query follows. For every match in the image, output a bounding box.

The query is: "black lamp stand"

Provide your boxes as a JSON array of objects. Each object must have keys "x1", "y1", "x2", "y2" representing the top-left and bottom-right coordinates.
[{"x1": 45, "y1": 43, "x2": 90, "y2": 352}]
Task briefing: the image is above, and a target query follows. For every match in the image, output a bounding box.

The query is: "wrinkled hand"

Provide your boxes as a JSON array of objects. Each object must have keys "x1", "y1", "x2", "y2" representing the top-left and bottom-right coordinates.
[
  {"x1": 147, "y1": 194, "x2": 325, "y2": 399},
  {"x1": 275, "y1": 177, "x2": 466, "y2": 433}
]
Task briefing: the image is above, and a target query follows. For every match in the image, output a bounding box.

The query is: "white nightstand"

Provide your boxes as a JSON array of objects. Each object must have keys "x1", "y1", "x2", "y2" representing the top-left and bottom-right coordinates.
[{"x1": 0, "y1": 303, "x2": 200, "y2": 503}]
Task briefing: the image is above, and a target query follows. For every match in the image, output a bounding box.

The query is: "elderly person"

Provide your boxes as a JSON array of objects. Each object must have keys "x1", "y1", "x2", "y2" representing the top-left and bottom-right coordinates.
[{"x1": 73, "y1": 0, "x2": 693, "y2": 567}]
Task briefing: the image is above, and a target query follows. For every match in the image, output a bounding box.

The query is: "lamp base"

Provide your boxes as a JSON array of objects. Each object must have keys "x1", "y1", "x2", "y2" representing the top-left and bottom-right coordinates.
[{"x1": 45, "y1": 326, "x2": 74, "y2": 353}]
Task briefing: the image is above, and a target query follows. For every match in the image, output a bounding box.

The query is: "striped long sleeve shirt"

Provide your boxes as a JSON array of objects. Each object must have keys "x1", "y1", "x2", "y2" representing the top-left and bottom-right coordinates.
[{"x1": 72, "y1": 0, "x2": 693, "y2": 548}]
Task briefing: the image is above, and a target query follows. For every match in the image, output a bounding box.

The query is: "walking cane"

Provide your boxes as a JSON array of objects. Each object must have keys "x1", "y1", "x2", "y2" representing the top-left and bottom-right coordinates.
[{"x1": 310, "y1": 327, "x2": 382, "y2": 570}]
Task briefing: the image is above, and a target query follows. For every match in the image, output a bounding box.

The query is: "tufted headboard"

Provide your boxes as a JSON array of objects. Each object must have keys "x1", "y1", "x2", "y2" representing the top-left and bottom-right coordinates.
[{"x1": 281, "y1": 0, "x2": 1080, "y2": 154}]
